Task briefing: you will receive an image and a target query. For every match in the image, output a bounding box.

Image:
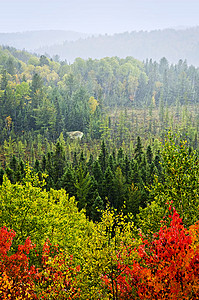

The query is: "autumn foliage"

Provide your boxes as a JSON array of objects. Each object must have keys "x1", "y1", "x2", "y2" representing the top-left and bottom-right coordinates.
[
  {"x1": 36, "y1": 240, "x2": 81, "y2": 299},
  {"x1": 1, "y1": 206, "x2": 199, "y2": 299},
  {"x1": 0, "y1": 228, "x2": 80, "y2": 299},
  {"x1": 0, "y1": 206, "x2": 199, "y2": 300},
  {"x1": 104, "y1": 206, "x2": 199, "y2": 299},
  {"x1": 0, "y1": 227, "x2": 37, "y2": 299}
]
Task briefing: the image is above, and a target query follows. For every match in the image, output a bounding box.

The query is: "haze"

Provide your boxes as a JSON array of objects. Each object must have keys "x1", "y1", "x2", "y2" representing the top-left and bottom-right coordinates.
[{"x1": 0, "y1": 0, "x2": 198, "y2": 34}]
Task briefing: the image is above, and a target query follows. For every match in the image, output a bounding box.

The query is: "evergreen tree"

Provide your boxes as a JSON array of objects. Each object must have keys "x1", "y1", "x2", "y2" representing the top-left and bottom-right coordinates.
[
  {"x1": 54, "y1": 97, "x2": 63, "y2": 138},
  {"x1": 102, "y1": 166, "x2": 115, "y2": 207},
  {"x1": 125, "y1": 183, "x2": 141, "y2": 216},
  {"x1": 134, "y1": 136, "x2": 143, "y2": 163},
  {"x1": 74, "y1": 166, "x2": 92, "y2": 210},
  {"x1": 30, "y1": 73, "x2": 44, "y2": 109},
  {"x1": 61, "y1": 166, "x2": 76, "y2": 197},
  {"x1": 0, "y1": 168, "x2": 4, "y2": 185},
  {"x1": 34, "y1": 159, "x2": 41, "y2": 173},
  {"x1": 108, "y1": 154, "x2": 115, "y2": 172},
  {"x1": 91, "y1": 195, "x2": 104, "y2": 222},
  {"x1": 52, "y1": 142, "x2": 66, "y2": 188},
  {"x1": 98, "y1": 140, "x2": 108, "y2": 173},
  {"x1": 9, "y1": 155, "x2": 18, "y2": 172},
  {"x1": 123, "y1": 155, "x2": 131, "y2": 184},
  {"x1": 0, "y1": 69, "x2": 8, "y2": 90},
  {"x1": 112, "y1": 166, "x2": 127, "y2": 210},
  {"x1": 92, "y1": 160, "x2": 103, "y2": 187},
  {"x1": 41, "y1": 155, "x2": 47, "y2": 172},
  {"x1": 146, "y1": 145, "x2": 153, "y2": 165},
  {"x1": 5, "y1": 167, "x2": 15, "y2": 183}
]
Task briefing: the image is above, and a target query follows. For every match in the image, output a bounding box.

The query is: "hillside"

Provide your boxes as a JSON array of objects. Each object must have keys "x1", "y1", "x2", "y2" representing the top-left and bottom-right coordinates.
[
  {"x1": 1, "y1": 28, "x2": 199, "y2": 65},
  {"x1": 0, "y1": 30, "x2": 89, "y2": 51},
  {"x1": 1, "y1": 44, "x2": 199, "y2": 300},
  {"x1": 35, "y1": 27, "x2": 199, "y2": 65}
]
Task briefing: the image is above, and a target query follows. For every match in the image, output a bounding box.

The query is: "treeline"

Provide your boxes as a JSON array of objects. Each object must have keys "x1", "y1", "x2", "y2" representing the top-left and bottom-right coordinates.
[
  {"x1": 1, "y1": 46, "x2": 199, "y2": 144},
  {"x1": 36, "y1": 27, "x2": 199, "y2": 66},
  {"x1": 0, "y1": 30, "x2": 89, "y2": 51}
]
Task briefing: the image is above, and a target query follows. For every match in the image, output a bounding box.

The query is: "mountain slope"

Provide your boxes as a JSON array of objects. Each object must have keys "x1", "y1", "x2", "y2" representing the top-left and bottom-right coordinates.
[
  {"x1": 0, "y1": 30, "x2": 89, "y2": 51},
  {"x1": 35, "y1": 27, "x2": 199, "y2": 65}
]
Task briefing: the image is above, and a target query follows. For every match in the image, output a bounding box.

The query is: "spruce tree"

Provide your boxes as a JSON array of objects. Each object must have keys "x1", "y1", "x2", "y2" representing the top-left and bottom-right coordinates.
[
  {"x1": 98, "y1": 140, "x2": 108, "y2": 173},
  {"x1": 91, "y1": 195, "x2": 104, "y2": 222},
  {"x1": 134, "y1": 136, "x2": 143, "y2": 163},
  {"x1": 146, "y1": 145, "x2": 153, "y2": 165}
]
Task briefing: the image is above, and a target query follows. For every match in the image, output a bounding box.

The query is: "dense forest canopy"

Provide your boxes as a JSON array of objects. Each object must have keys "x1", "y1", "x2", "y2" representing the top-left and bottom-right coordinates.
[
  {"x1": 0, "y1": 45, "x2": 199, "y2": 142},
  {"x1": 1, "y1": 44, "x2": 199, "y2": 299},
  {"x1": 0, "y1": 45, "x2": 199, "y2": 217}
]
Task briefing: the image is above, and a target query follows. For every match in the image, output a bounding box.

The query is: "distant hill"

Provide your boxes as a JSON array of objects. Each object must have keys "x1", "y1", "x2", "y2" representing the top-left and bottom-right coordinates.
[
  {"x1": 34, "y1": 27, "x2": 199, "y2": 66},
  {"x1": 0, "y1": 30, "x2": 89, "y2": 51},
  {"x1": 1, "y1": 28, "x2": 199, "y2": 66}
]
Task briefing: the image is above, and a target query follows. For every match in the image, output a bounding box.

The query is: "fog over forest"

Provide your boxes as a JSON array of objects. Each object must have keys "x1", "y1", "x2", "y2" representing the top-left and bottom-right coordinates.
[{"x1": 1, "y1": 1, "x2": 199, "y2": 299}]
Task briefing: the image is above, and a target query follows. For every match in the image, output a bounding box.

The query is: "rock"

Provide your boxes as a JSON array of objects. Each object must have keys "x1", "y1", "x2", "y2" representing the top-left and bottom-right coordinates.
[{"x1": 66, "y1": 131, "x2": 84, "y2": 139}]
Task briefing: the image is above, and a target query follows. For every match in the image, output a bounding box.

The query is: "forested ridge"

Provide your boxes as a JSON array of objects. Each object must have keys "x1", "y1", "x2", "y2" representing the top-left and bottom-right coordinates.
[
  {"x1": 0, "y1": 30, "x2": 89, "y2": 51},
  {"x1": 35, "y1": 27, "x2": 199, "y2": 66},
  {"x1": 3, "y1": 28, "x2": 199, "y2": 65},
  {"x1": 1, "y1": 46, "x2": 199, "y2": 299}
]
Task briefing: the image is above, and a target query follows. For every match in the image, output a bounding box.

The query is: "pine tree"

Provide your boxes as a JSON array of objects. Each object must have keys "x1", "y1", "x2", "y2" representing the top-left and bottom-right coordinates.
[
  {"x1": 113, "y1": 166, "x2": 127, "y2": 210},
  {"x1": 61, "y1": 166, "x2": 76, "y2": 197},
  {"x1": 52, "y1": 142, "x2": 66, "y2": 188},
  {"x1": 41, "y1": 155, "x2": 47, "y2": 172},
  {"x1": 34, "y1": 159, "x2": 41, "y2": 173},
  {"x1": 91, "y1": 195, "x2": 104, "y2": 222},
  {"x1": 98, "y1": 140, "x2": 108, "y2": 173},
  {"x1": 146, "y1": 145, "x2": 153, "y2": 165},
  {"x1": 123, "y1": 155, "x2": 131, "y2": 184},
  {"x1": 134, "y1": 136, "x2": 143, "y2": 163},
  {"x1": 92, "y1": 160, "x2": 103, "y2": 186},
  {"x1": 54, "y1": 97, "x2": 63, "y2": 138},
  {"x1": 74, "y1": 166, "x2": 92, "y2": 210},
  {"x1": 9, "y1": 155, "x2": 18, "y2": 172},
  {"x1": 102, "y1": 166, "x2": 115, "y2": 207},
  {"x1": 0, "y1": 168, "x2": 4, "y2": 185},
  {"x1": 108, "y1": 154, "x2": 115, "y2": 172}
]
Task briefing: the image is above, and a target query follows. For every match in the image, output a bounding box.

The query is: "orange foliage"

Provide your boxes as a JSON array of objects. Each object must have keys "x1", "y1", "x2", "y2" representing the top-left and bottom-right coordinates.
[{"x1": 104, "y1": 206, "x2": 199, "y2": 299}]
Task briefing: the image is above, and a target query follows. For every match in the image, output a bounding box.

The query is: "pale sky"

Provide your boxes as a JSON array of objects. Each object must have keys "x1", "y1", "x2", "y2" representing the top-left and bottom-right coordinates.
[{"x1": 0, "y1": 0, "x2": 198, "y2": 34}]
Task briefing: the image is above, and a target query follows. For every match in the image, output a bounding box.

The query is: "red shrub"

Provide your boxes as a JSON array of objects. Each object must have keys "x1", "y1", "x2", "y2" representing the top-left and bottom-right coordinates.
[{"x1": 104, "y1": 208, "x2": 199, "y2": 299}]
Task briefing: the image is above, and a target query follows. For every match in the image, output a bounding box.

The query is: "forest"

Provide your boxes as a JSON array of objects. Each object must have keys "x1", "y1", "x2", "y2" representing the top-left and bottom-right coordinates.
[
  {"x1": 2, "y1": 27, "x2": 199, "y2": 66},
  {"x1": 36, "y1": 27, "x2": 199, "y2": 65},
  {"x1": 1, "y1": 45, "x2": 199, "y2": 299}
]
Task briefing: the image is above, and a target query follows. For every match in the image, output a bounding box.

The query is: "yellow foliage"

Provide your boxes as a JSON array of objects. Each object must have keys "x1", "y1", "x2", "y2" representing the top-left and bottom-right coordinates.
[
  {"x1": 5, "y1": 116, "x2": 12, "y2": 130},
  {"x1": 88, "y1": 96, "x2": 99, "y2": 114},
  {"x1": 74, "y1": 207, "x2": 139, "y2": 299},
  {"x1": 189, "y1": 220, "x2": 199, "y2": 251}
]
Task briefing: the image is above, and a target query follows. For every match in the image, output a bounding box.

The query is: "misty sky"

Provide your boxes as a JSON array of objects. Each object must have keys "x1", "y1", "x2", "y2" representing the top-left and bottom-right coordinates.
[{"x1": 0, "y1": 0, "x2": 198, "y2": 34}]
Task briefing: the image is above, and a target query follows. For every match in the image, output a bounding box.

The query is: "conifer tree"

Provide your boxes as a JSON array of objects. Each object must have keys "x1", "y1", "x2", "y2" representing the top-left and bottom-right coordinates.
[
  {"x1": 74, "y1": 166, "x2": 92, "y2": 210},
  {"x1": 61, "y1": 166, "x2": 76, "y2": 197},
  {"x1": 102, "y1": 166, "x2": 115, "y2": 207},
  {"x1": 91, "y1": 195, "x2": 104, "y2": 221},
  {"x1": 52, "y1": 141, "x2": 66, "y2": 188},
  {"x1": 134, "y1": 136, "x2": 143, "y2": 163},
  {"x1": 9, "y1": 155, "x2": 18, "y2": 172},
  {"x1": 146, "y1": 145, "x2": 153, "y2": 165},
  {"x1": 0, "y1": 168, "x2": 4, "y2": 185},
  {"x1": 98, "y1": 140, "x2": 108, "y2": 173},
  {"x1": 92, "y1": 160, "x2": 103, "y2": 195}
]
